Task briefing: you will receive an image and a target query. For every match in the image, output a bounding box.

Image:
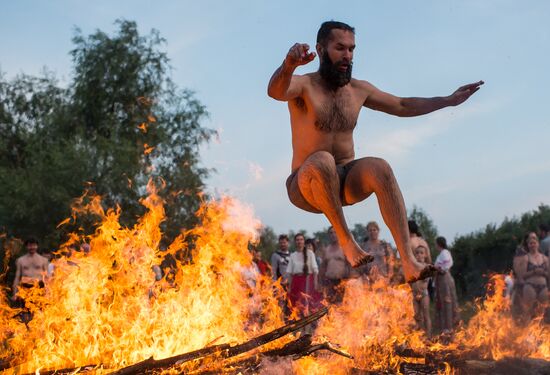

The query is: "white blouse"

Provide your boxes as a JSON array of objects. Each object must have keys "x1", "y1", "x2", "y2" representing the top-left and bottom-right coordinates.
[
  {"x1": 286, "y1": 249, "x2": 319, "y2": 275},
  {"x1": 435, "y1": 249, "x2": 453, "y2": 271}
]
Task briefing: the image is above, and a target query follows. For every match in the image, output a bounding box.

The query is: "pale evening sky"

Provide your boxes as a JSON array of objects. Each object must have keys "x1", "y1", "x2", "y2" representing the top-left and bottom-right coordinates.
[{"x1": 1, "y1": 1, "x2": 548, "y2": 244}]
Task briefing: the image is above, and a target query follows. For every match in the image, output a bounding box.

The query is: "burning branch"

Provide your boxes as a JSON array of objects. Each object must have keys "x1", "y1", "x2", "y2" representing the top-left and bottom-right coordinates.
[
  {"x1": 193, "y1": 334, "x2": 354, "y2": 375},
  {"x1": 109, "y1": 306, "x2": 329, "y2": 374}
]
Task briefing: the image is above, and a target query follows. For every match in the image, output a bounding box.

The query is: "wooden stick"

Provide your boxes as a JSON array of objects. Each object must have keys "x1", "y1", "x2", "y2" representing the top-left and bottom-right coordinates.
[{"x1": 110, "y1": 306, "x2": 329, "y2": 374}]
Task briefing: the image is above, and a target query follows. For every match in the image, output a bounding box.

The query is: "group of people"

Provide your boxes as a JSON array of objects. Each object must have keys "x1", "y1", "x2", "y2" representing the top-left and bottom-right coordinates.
[
  {"x1": 261, "y1": 220, "x2": 460, "y2": 337},
  {"x1": 510, "y1": 224, "x2": 550, "y2": 324}
]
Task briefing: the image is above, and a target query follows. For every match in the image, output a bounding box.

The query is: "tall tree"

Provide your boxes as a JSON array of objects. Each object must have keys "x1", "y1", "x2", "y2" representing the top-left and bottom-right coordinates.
[
  {"x1": 69, "y1": 20, "x2": 214, "y2": 238},
  {"x1": 0, "y1": 20, "x2": 214, "y2": 251},
  {"x1": 0, "y1": 72, "x2": 87, "y2": 245}
]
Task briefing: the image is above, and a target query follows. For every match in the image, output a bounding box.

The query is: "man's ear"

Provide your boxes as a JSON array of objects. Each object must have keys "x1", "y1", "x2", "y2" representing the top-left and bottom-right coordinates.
[{"x1": 316, "y1": 43, "x2": 323, "y2": 58}]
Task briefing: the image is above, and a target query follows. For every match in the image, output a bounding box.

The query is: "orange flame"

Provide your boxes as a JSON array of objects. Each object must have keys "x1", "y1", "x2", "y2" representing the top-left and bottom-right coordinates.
[
  {"x1": 1, "y1": 187, "x2": 548, "y2": 374},
  {"x1": 0, "y1": 185, "x2": 285, "y2": 373}
]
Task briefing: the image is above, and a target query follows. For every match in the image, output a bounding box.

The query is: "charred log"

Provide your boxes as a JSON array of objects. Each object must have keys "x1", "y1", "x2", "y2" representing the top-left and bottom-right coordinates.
[
  {"x1": 109, "y1": 306, "x2": 329, "y2": 374},
  {"x1": 193, "y1": 334, "x2": 353, "y2": 375}
]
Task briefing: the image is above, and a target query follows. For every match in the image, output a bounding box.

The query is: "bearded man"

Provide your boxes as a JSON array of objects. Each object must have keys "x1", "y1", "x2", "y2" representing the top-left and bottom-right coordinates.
[{"x1": 267, "y1": 21, "x2": 482, "y2": 282}]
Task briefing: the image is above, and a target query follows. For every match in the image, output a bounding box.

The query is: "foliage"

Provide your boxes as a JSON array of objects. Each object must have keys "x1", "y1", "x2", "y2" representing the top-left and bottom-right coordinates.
[
  {"x1": 351, "y1": 223, "x2": 368, "y2": 243},
  {"x1": 0, "y1": 72, "x2": 86, "y2": 246},
  {"x1": 451, "y1": 204, "x2": 550, "y2": 300},
  {"x1": 256, "y1": 225, "x2": 277, "y2": 262},
  {"x1": 0, "y1": 20, "x2": 214, "y2": 256}
]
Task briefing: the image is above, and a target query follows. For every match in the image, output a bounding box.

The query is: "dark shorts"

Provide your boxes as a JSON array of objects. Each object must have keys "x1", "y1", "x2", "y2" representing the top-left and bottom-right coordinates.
[
  {"x1": 20, "y1": 281, "x2": 45, "y2": 289},
  {"x1": 286, "y1": 160, "x2": 359, "y2": 213}
]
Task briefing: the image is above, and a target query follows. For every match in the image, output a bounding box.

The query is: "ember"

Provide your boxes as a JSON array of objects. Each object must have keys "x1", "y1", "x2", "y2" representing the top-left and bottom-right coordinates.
[{"x1": 0, "y1": 186, "x2": 549, "y2": 374}]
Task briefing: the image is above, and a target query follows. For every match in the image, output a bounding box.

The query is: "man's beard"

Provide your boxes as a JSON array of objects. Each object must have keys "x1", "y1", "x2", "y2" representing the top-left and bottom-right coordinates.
[{"x1": 319, "y1": 51, "x2": 352, "y2": 88}]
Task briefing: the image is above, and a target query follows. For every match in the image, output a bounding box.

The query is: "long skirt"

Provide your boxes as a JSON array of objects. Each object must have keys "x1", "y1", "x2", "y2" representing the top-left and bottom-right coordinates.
[
  {"x1": 435, "y1": 271, "x2": 460, "y2": 332},
  {"x1": 288, "y1": 273, "x2": 322, "y2": 316}
]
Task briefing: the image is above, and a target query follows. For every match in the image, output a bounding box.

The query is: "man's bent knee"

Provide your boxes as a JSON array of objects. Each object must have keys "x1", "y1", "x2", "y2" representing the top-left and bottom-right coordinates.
[
  {"x1": 370, "y1": 157, "x2": 396, "y2": 187},
  {"x1": 286, "y1": 171, "x2": 322, "y2": 213}
]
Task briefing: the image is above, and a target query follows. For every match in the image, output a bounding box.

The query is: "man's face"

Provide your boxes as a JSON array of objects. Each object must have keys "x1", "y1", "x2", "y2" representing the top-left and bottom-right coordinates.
[
  {"x1": 294, "y1": 235, "x2": 305, "y2": 250},
  {"x1": 317, "y1": 29, "x2": 355, "y2": 87},
  {"x1": 328, "y1": 227, "x2": 337, "y2": 244},
  {"x1": 367, "y1": 225, "x2": 379, "y2": 241},
  {"x1": 26, "y1": 242, "x2": 38, "y2": 255},
  {"x1": 279, "y1": 238, "x2": 289, "y2": 251}
]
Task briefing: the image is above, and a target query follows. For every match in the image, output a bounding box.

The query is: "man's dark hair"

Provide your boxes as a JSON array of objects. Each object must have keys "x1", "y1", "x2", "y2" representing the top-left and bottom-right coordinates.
[
  {"x1": 278, "y1": 234, "x2": 289, "y2": 241},
  {"x1": 24, "y1": 237, "x2": 39, "y2": 246},
  {"x1": 294, "y1": 232, "x2": 305, "y2": 240},
  {"x1": 408, "y1": 220, "x2": 422, "y2": 237},
  {"x1": 539, "y1": 223, "x2": 549, "y2": 233},
  {"x1": 317, "y1": 21, "x2": 355, "y2": 47},
  {"x1": 436, "y1": 236, "x2": 448, "y2": 249}
]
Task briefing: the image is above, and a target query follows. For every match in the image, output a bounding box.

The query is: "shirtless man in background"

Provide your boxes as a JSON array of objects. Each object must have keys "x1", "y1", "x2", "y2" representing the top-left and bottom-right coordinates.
[
  {"x1": 319, "y1": 226, "x2": 351, "y2": 303},
  {"x1": 267, "y1": 21, "x2": 482, "y2": 282},
  {"x1": 12, "y1": 238, "x2": 49, "y2": 300}
]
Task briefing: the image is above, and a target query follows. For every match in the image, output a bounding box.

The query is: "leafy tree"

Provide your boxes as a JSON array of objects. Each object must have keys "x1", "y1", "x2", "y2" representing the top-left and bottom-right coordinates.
[
  {"x1": 256, "y1": 225, "x2": 277, "y2": 261},
  {"x1": 0, "y1": 20, "x2": 214, "y2": 254},
  {"x1": 351, "y1": 223, "x2": 368, "y2": 243},
  {"x1": 68, "y1": 20, "x2": 214, "y2": 239},
  {"x1": 0, "y1": 72, "x2": 87, "y2": 246}
]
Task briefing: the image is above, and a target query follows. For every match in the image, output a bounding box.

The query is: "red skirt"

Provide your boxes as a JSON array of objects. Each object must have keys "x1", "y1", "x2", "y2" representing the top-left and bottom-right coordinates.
[{"x1": 288, "y1": 273, "x2": 323, "y2": 315}]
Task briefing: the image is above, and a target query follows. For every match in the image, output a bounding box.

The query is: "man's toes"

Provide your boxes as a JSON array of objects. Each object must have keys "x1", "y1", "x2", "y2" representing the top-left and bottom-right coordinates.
[
  {"x1": 352, "y1": 254, "x2": 374, "y2": 268},
  {"x1": 419, "y1": 265, "x2": 437, "y2": 279},
  {"x1": 408, "y1": 265, "x2": 437, "y2": 283}
]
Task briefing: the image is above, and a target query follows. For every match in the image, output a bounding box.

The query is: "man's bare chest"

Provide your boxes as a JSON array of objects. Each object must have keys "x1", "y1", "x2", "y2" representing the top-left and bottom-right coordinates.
[
  {"x1": 22, "y1": 258, "x2": 44, "y2": 272},
  {"x1": 305, "y1": 88, "x2": 362, "y2": 132}
]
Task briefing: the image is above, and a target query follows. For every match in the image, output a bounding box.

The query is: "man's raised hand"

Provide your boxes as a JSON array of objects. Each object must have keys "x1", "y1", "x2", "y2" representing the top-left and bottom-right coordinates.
[
  {"x1": 285, "y1": 43, "x2": 316, "y2": 68},
  {"x1": 450, "y1": 80, "x2": 484, "y2": 106}
]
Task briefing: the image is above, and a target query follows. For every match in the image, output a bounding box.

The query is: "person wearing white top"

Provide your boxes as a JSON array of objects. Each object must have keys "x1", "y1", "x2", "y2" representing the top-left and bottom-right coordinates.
[
  {"x1": 434, "y1": 236, "x2": 460, "y2": 333},
  {"x1": 285, "y1": 233, "x2": 321, "y2": 319}
]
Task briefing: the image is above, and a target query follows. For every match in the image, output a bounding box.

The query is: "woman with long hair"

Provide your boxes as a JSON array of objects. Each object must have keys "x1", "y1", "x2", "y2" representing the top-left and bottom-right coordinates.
[{"x1": 286, "y1": 233, "x2": 322, "y2": 320}]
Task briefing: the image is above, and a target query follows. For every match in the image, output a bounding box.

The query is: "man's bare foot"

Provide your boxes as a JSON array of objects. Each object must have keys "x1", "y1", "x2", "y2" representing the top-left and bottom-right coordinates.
[
  {"x1": 340, "y1": 239, "x2": 374, "y2": 268},
  {"x1": 406, "y1": 264, "x2": 437, "y2": 284}
]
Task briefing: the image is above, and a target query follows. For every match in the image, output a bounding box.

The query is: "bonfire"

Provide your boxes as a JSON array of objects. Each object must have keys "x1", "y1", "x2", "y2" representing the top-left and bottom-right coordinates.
[{"x1": 0, "y1": 184, "x2": 548, "y2": 374}]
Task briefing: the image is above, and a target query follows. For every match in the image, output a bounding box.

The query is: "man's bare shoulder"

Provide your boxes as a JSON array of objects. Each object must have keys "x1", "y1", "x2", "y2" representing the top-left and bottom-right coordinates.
[
  {"x1": 293, "y1": 72, "x2": 315, "y2": 81},
  {"x1": 350, "y1": 78, "x2": 377, "y2": 94}
]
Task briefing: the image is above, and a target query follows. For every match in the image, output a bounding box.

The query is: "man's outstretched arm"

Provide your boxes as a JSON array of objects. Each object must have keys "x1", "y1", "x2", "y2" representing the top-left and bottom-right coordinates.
[
  {"x1": 267, "y1": 43, "x2": 315, "y2": 101},
  {"x1": 363, "y1": 81, "x2": 484, "y2": 117}
]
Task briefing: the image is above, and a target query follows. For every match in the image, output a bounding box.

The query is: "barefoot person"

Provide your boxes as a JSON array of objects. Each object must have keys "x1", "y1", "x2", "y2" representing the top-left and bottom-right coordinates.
[
  {"x1": 12, "y1": 238, "x2": 49, "y2": 322},
  {"x1": 514, "y1": 234, "x2": 549, "y2": 321},
  {"x1": 267, "y1": 21, "x2": 483, "y2": 282},
  {"x1": 12, "y1": 238, "x2": 49, "y2": 301}
]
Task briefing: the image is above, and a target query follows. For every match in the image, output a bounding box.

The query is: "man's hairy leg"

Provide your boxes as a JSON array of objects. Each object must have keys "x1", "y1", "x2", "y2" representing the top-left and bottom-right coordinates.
[
  {"x1": 291, "y1": 151, "x2": 372, "y2": 267},
  {"x1": 342, "y1": 157, "x2": 433, "y2": 282}
]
